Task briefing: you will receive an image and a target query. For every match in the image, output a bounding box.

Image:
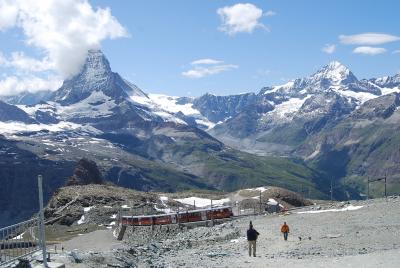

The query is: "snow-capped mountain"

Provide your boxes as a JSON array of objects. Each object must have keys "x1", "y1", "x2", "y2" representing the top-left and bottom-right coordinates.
[
  {"x1": 261, "y1": 61, "x2": 381, "y2": 102},
  {"x1": 0, "y1": 90, "x2": 53, "y2": 105},
  {"x1": 51, "y1": 49, "x2": 147, "y2": 105},
  {"x1": 158, "y1": 61, "x2": 397, "y2": 156},
  {"x1": 369, "y1": 73, "x2": 400, "y2": 94},
  {"x1": 0, "y1": 100, "x2": 37, "y2": 124},
  {"x1": 15, "y1": 50, "x2": 192, "y2": 129}
]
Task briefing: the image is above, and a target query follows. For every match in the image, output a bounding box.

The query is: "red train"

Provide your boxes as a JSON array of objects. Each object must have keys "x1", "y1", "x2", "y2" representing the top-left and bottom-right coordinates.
[{"x1": 121, "y1": 206, "x2": 233, "y2": 226}]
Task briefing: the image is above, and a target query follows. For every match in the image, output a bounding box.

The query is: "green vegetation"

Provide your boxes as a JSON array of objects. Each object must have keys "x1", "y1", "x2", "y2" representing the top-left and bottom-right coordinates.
[
  {"x1": 256, "y1": 123, "x2": 308, "y2": 146},
  {"x1": 174, "y1": 143, "x2": 328, "y2": 199}
]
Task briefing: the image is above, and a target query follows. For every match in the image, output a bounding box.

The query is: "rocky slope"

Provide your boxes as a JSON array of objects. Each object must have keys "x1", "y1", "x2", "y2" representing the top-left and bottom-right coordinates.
[
  {"x1": 297, "y1": 93, "x2": 400, "y2": 197},
  {"x1": 43, "y1": 184, "x2": 313, "y2": 229},
  {"x1": 66, "y1": 158, "x2": 104, "y2": 186},
  {"x1": 34, "y1": 196, "x2": 400, "y2": 268},
  {"x1": 44, "y1": 184, "x2": 160, "y2": 227}
]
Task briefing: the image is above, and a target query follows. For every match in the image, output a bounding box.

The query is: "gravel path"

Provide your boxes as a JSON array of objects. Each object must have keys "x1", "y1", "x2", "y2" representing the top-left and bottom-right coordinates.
[{"x1": 58, "y1": 229, "x2": 121, "y2": 252}]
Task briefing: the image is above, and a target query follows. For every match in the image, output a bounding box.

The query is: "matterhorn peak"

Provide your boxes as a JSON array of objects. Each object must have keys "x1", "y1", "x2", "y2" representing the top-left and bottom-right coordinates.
[
  {"x1": 81, "y1": 49, "x2": 112, "y2": 79},
  {"x1": 51, "y1": 49, "x2": 146, "y2": 105}
]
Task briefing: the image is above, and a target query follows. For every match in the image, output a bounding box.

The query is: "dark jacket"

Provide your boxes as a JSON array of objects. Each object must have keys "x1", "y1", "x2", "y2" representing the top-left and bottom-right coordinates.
[{"x1": 247, "y1": 228, "x2": 260, "y2": 241}]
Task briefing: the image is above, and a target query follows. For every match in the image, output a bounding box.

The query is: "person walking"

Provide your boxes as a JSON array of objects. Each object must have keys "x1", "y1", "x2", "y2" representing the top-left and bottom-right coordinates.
[
  {"x1": 281, "y1": 222, "x2": 290, "y2": 241},
  {"x1": 247, "y1": 221, "x2": 259, "y2": 257}
]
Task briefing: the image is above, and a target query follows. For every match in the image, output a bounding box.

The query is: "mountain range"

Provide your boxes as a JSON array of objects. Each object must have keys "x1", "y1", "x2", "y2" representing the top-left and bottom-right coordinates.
[
  {"x1": 0, "y1": 50, "x2": 324, "y2": 227},
  {"x1": 1, "y1": 50, "x2": 399, "y2": 226}
]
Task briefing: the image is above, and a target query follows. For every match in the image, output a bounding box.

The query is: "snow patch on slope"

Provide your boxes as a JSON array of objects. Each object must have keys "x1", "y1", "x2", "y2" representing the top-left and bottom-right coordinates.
[
  {"x1": 131, "y1": 93, "x2": 215, "y2": 129},
  {"x1": 380, "y1": 87, "x2": 400, "y2": 95},
  {"x1": 245, "y1": 187, "x2": 268, "y2": 192},
  {"x1": 174, "y1": 197, "x2": 230, "y2": 208},
  {"x1": 19, "y1": 90, "x2": 120, "y2": 121},
  {"x1": 297, "y1": 205, "x2": 363, "y2": 214},
  {"x1": 77, "y1": 215, "x2": 85, "y2": 225},
  {"x1": 129, "y1": 94, "x2": 186, "y2": 124},
  {"x1": 58, "y1": 91, "x2": 116, "y2": 119},
  {"x1": 264, "y1": 81, "x2": 295, "y2": 94},
  {"x1": 0, "y1": 121, "x2": 101, "y2": 135},
  {"x1": 267, "y1": 96, "x2": 311, "y2": 119},
  {"x1": 333, "y1": 88, "x2": 377, "y2": 104},
  {"x1": 149, "y1": 94, "x2": 200, "y2": 115}
]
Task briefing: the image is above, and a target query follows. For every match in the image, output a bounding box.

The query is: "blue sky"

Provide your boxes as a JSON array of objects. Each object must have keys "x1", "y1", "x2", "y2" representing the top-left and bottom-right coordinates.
[{"x1": 1, "y1": 0, "x2": 400, "y2": 97}]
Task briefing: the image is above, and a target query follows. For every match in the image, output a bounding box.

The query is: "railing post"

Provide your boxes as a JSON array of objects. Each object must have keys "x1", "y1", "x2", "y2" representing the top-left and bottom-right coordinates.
[
  {"x1": 385, "y1": 175, "x2": 387, "y2": 199},
  {"x1": 38, "y1": 175, "x2": 48, "y2": 267}
]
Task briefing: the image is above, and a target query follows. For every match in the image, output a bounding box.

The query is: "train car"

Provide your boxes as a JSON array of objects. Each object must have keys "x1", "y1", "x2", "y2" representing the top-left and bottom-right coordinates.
[
  {"x1": 121, "y1": 206, "x2": 232, "y2": 226},
  {"x1": 153, "y1": 214, "x2": 175, "y2": 225},
  {"x1": 121, "y1": 215, "x2": 152, "y2": 226},
  {"x1": 207, "y1": 206, "x2": 233, "y2": 220},
  {"x1": 177, "y1": 210, "x2": 204, "y2": 223}
]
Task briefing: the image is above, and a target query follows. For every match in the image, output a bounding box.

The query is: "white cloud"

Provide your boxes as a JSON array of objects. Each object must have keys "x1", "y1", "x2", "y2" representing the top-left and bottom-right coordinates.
[
  {"x1": 0, "y1": 1, "x2": 18, "y2": 30},
  {"x1": 353, "y1": 46, "x2": 386, "y2": 55},
  {"x1": 393, "y1": 50, "x2": 400, "y2": 54},
  {"x1": 322, "y1": 44, "x2": 336, "y2": 54},
  {"x1": 217, "y1": 3, "x2": 266, "y2": 35},
  {"x1": 191, "y1": 58, "x2": 223, "y2": 65},
  {"x1": 0, "y1": 75, "x2": 62, "y2": 96},
  {"x1": 182, "y1": 59, "x2": 238, "y2": 79},
  {"x1": 264, "y1": 10, "x2": 277, "y2": 17},
  {"x1": 0, "y1": 0, "x2": 128, "y2": 79},
  {"x1": 0, "y1": 52, "x2": 6, "y2": 65},
  {"x1": 339, "y1": 33, "x2": 400, "y2": 45},
  {"x1": 5, "y1": 52, "x2": 54, "y2": 72}
]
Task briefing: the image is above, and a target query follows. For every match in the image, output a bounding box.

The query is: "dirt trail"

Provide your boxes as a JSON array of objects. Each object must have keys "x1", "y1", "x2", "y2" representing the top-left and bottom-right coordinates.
[{"x1": 57, "y1": 229, "x2": 121, "y2": 252}]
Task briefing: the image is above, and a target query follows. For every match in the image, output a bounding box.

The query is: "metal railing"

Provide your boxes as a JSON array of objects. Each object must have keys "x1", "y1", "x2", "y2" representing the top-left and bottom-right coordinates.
[{"x1": 0, "y1": 218, "x2": 40, "y2": 266}]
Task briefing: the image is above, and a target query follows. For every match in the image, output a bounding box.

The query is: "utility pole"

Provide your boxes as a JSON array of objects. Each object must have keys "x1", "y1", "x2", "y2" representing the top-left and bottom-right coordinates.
[
  {"x1": 210, "y1": 200, "x2": 214, "y2": 226},
  {"x1": 259, "y1": 190, "x2": 262, "y2": 214},
  {"x1": 367, "y1": 177, "x2": 369, "y2": 200},
  {"x1": 384, "y1": 174, "x2": 387, "y2": 198},
  {"x1": 177, "y1": 206, "x2": 180, "y2": 227},
  {"x1": 330, "y1": 178, "x2": 333, "y2": 202},
  {"x1": 38, "y1": 175, "x2": 48, "y2": 267}
]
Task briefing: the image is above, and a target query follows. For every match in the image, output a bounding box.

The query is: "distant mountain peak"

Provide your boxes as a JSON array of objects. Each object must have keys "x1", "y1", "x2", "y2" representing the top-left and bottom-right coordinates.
[
  {"x1": 82, "y1": 49, "x2": 112, "y2": 79},
  {"x1": 309, "y1": 60, "x2": 357, "y2": 87},
  {"x1": 327, "y1": 60, "x2": 346, "y2": 69},
  {"x1": 51, "y1": 50, "x2": 146, "y2": 105}
]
